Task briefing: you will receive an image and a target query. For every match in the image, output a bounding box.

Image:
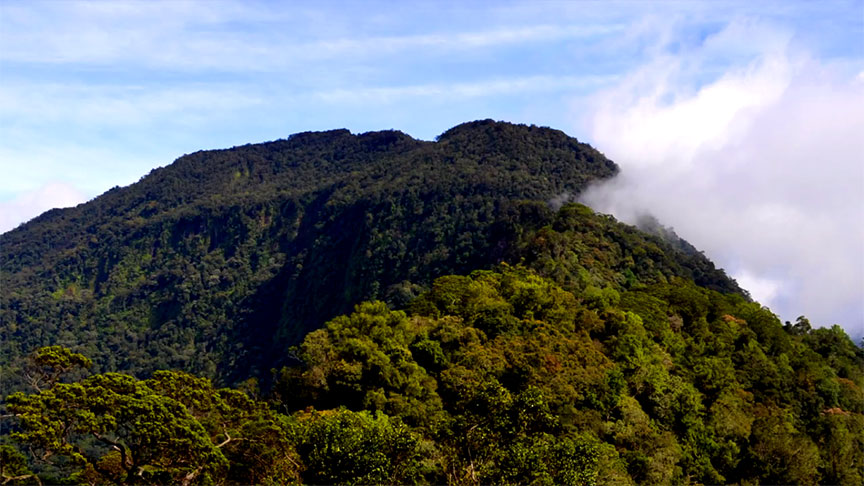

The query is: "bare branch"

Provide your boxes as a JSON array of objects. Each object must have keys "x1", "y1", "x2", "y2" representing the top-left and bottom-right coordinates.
[
  {"x1": 215, "y1": 430, "x2": 245, "y2": 448},
  {"x1": 2, "y1": 473, "x2": 42, "y2": 486},
  {"x1": 22, "y1": 372, "x2": 42, "y2": 393},
  {"x1": 180, "y1": 466, "x2": 204, "y2": 486}
]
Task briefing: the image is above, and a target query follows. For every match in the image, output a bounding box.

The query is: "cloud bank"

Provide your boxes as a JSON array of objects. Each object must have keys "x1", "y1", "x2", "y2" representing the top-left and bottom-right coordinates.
[{"x1": 580, "y1": 20, "x2": 864, "y2": 337}]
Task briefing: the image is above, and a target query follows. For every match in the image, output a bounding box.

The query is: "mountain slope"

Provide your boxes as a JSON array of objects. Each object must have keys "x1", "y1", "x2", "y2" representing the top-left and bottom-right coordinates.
[{"x1": 1, "y1": 120, "x2": 739, "y2": 385}]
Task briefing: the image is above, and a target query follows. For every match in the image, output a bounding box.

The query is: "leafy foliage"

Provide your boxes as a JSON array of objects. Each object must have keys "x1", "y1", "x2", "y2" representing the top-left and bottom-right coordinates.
[
  {"x1": 21, "y1": 345, "x2": 92, "y2": 392},
  {"x1": 270, "y1": 267, "x2": 863, "y2": 485},
  {"x1": 287, "y1": 408, "x2": 425, "y2": 485},
  {"x1": 5, "y1": 368, "x2": 301, "y2": 485},
  {"x1": 0, "y1": 445, "x2": 38, "y2": 485}
]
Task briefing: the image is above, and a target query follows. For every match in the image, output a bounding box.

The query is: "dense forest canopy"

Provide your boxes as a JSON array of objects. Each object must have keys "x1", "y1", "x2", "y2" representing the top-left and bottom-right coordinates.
[
  {"x1": 3, "y1": 267, "x2": 862, "y2": 484},
  {"x1": 2, "y1": 120, "x2": 861, "y2": 484}
]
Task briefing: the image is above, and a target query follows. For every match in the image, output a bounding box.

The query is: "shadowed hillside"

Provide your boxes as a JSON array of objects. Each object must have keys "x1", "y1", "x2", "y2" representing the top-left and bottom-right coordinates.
[{"x1": 1, "y1": 120, "x2": 738, "y2": 386}]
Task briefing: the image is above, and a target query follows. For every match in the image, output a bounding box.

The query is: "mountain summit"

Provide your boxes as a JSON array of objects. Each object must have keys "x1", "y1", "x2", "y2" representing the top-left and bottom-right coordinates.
[{"x1": 2, "y1": 120, "x2": 735, "y2": 383}]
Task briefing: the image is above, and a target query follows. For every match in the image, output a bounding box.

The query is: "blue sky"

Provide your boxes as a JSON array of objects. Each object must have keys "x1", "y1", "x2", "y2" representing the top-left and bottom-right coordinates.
[{"x1": 1, "y1": 0, "x2": 863, "y2": 336}]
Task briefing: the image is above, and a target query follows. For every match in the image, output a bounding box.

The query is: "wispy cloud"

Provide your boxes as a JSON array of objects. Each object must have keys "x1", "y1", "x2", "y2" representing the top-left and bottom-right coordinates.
[
  {"x1": 1, "y1": 1, "x2": 622, "y2": 71},
  {"x1": 302, "y1": 24, "x2": 624, "y2": 58},
  {"x1": 311, "y1": 74, "x2": 619, "y2": 104}
]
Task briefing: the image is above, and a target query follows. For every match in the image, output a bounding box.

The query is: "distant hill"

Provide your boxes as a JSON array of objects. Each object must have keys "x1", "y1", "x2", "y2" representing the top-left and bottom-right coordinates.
[{"x1": 1, "y1": 120, "x2": 739, "y2": 385}]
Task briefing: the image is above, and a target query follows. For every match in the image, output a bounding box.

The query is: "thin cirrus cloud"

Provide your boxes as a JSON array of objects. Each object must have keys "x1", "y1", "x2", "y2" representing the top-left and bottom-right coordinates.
[
  {"x1": 301, "y1": 24, "x2": 624, "y2": 59},
  {"x1": 580, "y1": 19, "x2": 864, "y2": 337},
  {"x1": 1, "y1": 1, "x2": 622, "y2": 71},
  {"x1": 310, "y1": 74, "x2": 620, "y2": 105}
]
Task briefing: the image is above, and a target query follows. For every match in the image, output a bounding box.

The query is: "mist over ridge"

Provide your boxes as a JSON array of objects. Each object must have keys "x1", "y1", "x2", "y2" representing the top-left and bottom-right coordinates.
[{"x1": 577, "y1": 19, "x2": 864, "y2": 340}]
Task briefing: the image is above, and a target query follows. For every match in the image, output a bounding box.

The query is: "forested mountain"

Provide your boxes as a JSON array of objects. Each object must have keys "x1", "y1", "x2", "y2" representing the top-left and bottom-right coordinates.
[
  {"x1": 2, "y1": 121, "x2": 861, "y2": 485},
  {"x1": 0, "y1": 120, "x2": 736, "y2": 386}
]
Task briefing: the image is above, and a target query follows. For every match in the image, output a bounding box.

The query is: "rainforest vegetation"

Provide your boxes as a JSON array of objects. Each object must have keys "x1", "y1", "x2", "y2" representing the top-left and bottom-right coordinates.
[{"x1": 1, "y1": 121, "x2": 862, "y2": 484}]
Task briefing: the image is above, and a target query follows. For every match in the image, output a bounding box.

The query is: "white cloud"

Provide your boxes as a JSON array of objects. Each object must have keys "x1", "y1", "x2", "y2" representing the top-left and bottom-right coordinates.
[
  {"x1": 580, "y1": 20, "x2": 864, "y2": 336},
  {"x1": 0, "y1": 183, "x2": 87, "y2": 234},
  {"x1": 733, "y1": 270, "x2": 783, "y2": 306}
]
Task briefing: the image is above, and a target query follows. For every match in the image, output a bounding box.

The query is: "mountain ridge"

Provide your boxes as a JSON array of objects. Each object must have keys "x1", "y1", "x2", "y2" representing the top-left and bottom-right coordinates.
[{"x1": 2, "y1": 120, "x2": 737, "y2": 385}]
